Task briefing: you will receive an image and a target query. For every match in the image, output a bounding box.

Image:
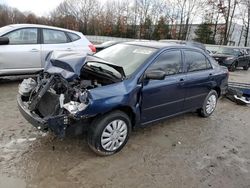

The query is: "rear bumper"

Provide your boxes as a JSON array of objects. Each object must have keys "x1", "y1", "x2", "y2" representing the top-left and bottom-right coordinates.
[{"x1": 17, "y1": 94, "x2": 48, "y2": 131}]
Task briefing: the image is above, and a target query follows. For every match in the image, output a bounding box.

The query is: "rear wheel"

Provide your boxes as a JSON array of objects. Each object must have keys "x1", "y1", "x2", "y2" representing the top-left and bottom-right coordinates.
[
  {"x1": 87, "y1": 111, "x2": 131, "y2": 156},
  {"x1": 199, "y1": 90, "x2": 218, "y2": 118}
]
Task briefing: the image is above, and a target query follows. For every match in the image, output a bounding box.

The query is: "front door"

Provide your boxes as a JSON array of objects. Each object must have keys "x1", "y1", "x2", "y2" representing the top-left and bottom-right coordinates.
[
  {"x1": 141, "y1": 50, "x2": 186, "y2": 124},
  {"x1": 0, "y1": 28, "x2": 41, "y2": 70}
]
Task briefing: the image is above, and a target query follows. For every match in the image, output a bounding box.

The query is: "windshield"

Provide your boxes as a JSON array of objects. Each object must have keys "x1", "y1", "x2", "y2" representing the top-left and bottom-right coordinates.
[
  {"x1": 94, "y1": 44, "x2": 157, "y2": 76},
  {"x1": 216, "y1": 47, "x2": 240, "y2": 56}
]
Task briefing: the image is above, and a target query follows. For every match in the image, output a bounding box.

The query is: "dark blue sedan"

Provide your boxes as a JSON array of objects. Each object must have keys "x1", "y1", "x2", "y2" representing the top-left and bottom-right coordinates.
[{"x1": 17, "y1": 41, "x2": 228, "y2": 155}]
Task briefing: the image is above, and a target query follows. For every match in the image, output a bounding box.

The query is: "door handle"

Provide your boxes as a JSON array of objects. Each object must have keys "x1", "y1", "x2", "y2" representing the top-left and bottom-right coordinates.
[
  {"x1": 179, "y1": 78, "x2": 185, "y2": 82},
  {"x1": 30, "y1": 49, "x2": 39, "y2": 52},
  {"x1": 209, "y1": 73, "x2": 213, "y2": 76},
  {"x1": 66, "y1": 48, "x2": 72, "y2": 51}
]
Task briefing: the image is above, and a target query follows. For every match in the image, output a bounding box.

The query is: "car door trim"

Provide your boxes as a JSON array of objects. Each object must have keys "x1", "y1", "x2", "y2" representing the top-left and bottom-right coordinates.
[
  {"x1": 140, "y1": 108, "x2": 193, "y2": 126},
  {"x1": 184, "y1": 93, "x2": 207, "y2": 101},
  {"x1": 0, "y1": 68, "x2": 43, "y2": 76},
  {"x1": 143, "y1": 98, "x2": 185, "y2": 111}
]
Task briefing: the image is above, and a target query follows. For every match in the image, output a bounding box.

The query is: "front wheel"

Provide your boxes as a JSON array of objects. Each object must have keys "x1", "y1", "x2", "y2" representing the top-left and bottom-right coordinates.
[
  {"x1": 87, "y1": 111, "x2": 131, "y2": 156},
  {"x1": 229, "y1": 62, "x2": 237, "y2": 72},
  {"x1": 198, "y1": 90, "x2": 218, "y2": 118},
  {"x1": 243, "y1": 63, "x2": 249, "y2": 70}
]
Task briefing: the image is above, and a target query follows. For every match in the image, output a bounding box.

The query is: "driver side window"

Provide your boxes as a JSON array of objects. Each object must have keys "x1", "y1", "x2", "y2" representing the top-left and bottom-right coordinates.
[
  {"x1": 147, "y1": 50, "x2": 183, "y2": 76},
  {"x1": 4, "y1": 28, "x2": 38, "y2": 45}
]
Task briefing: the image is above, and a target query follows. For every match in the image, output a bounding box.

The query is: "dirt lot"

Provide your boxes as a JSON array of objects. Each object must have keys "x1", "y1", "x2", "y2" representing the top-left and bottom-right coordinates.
[{"x1": 0, "y1": 70, "x2": 250, "y2": 188}]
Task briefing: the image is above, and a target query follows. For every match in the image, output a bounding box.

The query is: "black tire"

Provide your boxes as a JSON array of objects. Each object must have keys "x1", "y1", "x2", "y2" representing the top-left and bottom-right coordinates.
[
  {"x1": 87, "y1": 110, "x2": 131, "y2": 156},
  {"x1": 229, "y1": 62, "x2": 237, "y2": 72},
  {"x1": 243, "y1": 63, "x2": 249, "y2": 70},
  {"x1": 198, "y1": 90, "x2": 218, "y2": 118}
]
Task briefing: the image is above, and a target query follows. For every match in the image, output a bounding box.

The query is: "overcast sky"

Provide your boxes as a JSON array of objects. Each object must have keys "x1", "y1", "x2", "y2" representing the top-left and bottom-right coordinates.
[{"x1": 1, "y1": 0, "x2": 64, "y2": 16}]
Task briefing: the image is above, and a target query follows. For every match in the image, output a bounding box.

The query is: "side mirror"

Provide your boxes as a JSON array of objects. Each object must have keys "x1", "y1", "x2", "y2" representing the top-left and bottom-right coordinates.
[
  {"x1": 145, "y1": 70, "x2": 166, "y2": 80},
  {"x1": 0, "y1": 37, "x2": 9, "y2": 45}
]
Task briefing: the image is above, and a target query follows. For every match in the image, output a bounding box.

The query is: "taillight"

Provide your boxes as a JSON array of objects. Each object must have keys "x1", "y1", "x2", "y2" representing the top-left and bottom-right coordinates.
[{"x1": 88, "y1": 44, "x2": 96, "y2": 53}]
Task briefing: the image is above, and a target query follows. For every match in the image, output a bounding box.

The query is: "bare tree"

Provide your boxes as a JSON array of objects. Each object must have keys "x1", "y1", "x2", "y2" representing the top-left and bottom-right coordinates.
[
  {"x1": 217, "y1": 0, "x2": 239, "y2": 45},
  {"x1": 0, "y1": 0, "x2": 248, "y2": 43},
  {"x1": 243, "y1": 0, "x2": 250, "y2": 46}
]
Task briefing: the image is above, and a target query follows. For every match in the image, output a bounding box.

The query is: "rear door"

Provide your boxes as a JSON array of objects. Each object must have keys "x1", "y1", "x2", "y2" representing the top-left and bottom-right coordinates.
[
  {"x1": 141, "y1": 50, "x2": 186, "y2": 124},
  {"x1": 183, "y1": 50, "x2": 214, "y2": 110},
  {"x1": 40, "y1": 28, "x2": 74, "y2": 67},
  {"x1": 0, "y1": 28, "x2": 41, "y2": 70}
]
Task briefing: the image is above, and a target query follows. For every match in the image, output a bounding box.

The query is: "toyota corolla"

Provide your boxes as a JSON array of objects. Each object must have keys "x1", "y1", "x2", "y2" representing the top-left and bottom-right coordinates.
[{"x1": 17, "y1": 42, "x2": 228, "y2": 155}]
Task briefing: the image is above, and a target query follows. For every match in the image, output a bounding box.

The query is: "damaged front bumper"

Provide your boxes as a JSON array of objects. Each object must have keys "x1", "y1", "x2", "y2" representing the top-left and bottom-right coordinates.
[
  {"x1": 17, "y1": 94, "x2": 80, "y2": 137},
  {"x1": 17, "y1": 94, "x2": 48, "y2": 131}
]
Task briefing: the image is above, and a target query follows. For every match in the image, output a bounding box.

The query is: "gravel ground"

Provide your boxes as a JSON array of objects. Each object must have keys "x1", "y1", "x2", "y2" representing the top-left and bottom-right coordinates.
[{"x1": 0, "y1": 70, "x2": 249, "y2": 188}]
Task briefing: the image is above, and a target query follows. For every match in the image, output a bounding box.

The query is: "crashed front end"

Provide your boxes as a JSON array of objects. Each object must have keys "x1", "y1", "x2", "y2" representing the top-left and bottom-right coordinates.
[
  {"x1": 17, "y1": 73, "x2": 91, "y2": 137},
  {"x1": 17, "y1": 51, "x2": 125, "y2": 137}
]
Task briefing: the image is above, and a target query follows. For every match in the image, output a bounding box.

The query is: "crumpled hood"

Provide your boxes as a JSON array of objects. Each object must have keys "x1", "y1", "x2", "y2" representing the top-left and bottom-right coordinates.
[{"x1": 44, "y1": 51, "x2": 125, "y2": 81}]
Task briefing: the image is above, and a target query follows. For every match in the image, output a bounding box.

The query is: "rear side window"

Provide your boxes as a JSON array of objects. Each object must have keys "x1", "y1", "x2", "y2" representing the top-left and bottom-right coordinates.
[
  {"x1": 4, "y1": 28, "x2": 38, "y2": 44},
  {"x1": 184, "y1": 51, "x2": 211, "y2": 72},
  {"x1": 67, "y1": 32, "x2": 80, "y2": 41},
  {"x1": 43, "y1": 29, "x2": 68, "y2": 44},
  {"x1": 148, "y1": 50, "x2": 182, "y2": 75}
]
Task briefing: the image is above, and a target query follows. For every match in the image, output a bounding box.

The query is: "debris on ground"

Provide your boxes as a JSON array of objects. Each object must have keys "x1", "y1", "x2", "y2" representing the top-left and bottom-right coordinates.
[{"x1": 226, "y1": 82, "x2": 250, "y2": 105}]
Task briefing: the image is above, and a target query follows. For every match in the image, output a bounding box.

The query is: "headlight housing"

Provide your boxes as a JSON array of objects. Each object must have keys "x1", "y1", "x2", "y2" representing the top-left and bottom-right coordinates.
[
  {"x1": 63, "y1": 101, "x2": 88, "y2": 115},
  {"x1": 18, "y1": 78, "x2": 37, "y2": 96}
]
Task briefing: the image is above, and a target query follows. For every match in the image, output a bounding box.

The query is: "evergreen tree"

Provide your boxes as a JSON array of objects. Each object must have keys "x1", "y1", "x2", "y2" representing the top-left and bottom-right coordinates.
[
  {"x1": 153, "y1": 16, "x2": 171, "y2": 40},
  {"x1": 194, "y1": 23, "x2": 215, "y2": 44},
  {"x1": 141, "y1": 16, "x2": 153, "y2": 39}
]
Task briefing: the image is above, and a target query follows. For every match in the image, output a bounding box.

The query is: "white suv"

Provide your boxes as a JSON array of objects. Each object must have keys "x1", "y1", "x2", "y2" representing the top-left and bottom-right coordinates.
[{"x1": 0, "y1": 24, "x2": 96, "y2": 76}]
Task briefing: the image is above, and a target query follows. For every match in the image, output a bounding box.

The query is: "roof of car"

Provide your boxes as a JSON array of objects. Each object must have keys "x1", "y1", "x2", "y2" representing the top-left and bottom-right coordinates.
[
  {"x1": 3, "y1": 24, "x2": 82, "y2": 34},
  {"x1": 125, "y1": 41, "x2": 202, "y2": 50}
]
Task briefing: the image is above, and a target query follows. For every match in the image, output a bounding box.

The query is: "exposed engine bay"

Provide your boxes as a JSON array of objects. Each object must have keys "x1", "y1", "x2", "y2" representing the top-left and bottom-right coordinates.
[{"x1": 19, "y1": 70, "x2": 117, "y2": 119}]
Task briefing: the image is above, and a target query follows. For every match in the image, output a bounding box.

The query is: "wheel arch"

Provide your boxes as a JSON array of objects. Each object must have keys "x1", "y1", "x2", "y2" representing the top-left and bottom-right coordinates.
[
  {"x1": 92, "y1": 105, "x2": 137, "y2": 128},
  {"x1": 114, "y1": 106, "x2": 136, "y2": 128},
  {"x1": 212, "y1": 86, "x2": 221, "y2": 98}
]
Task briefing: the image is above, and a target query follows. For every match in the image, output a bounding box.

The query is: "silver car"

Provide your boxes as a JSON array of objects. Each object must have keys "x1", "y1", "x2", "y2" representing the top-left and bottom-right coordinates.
[{"x1": 0, "y1": 24, "x2": 96, "y2": 76}]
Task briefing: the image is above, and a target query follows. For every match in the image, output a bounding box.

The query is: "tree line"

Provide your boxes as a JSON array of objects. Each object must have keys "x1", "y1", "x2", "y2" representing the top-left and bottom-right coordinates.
[{"x1": 0, "y1": 0, "x2": 250, "y2": 46}]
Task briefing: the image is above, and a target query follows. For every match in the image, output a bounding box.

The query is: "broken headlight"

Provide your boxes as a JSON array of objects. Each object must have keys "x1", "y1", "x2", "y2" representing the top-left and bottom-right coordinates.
[
  {"x1": 63, "y1": 101, "x2": 88, "y2": 115},
  {"x1": 18, "y1": 78, "x2": 37, "y2": 96}
]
